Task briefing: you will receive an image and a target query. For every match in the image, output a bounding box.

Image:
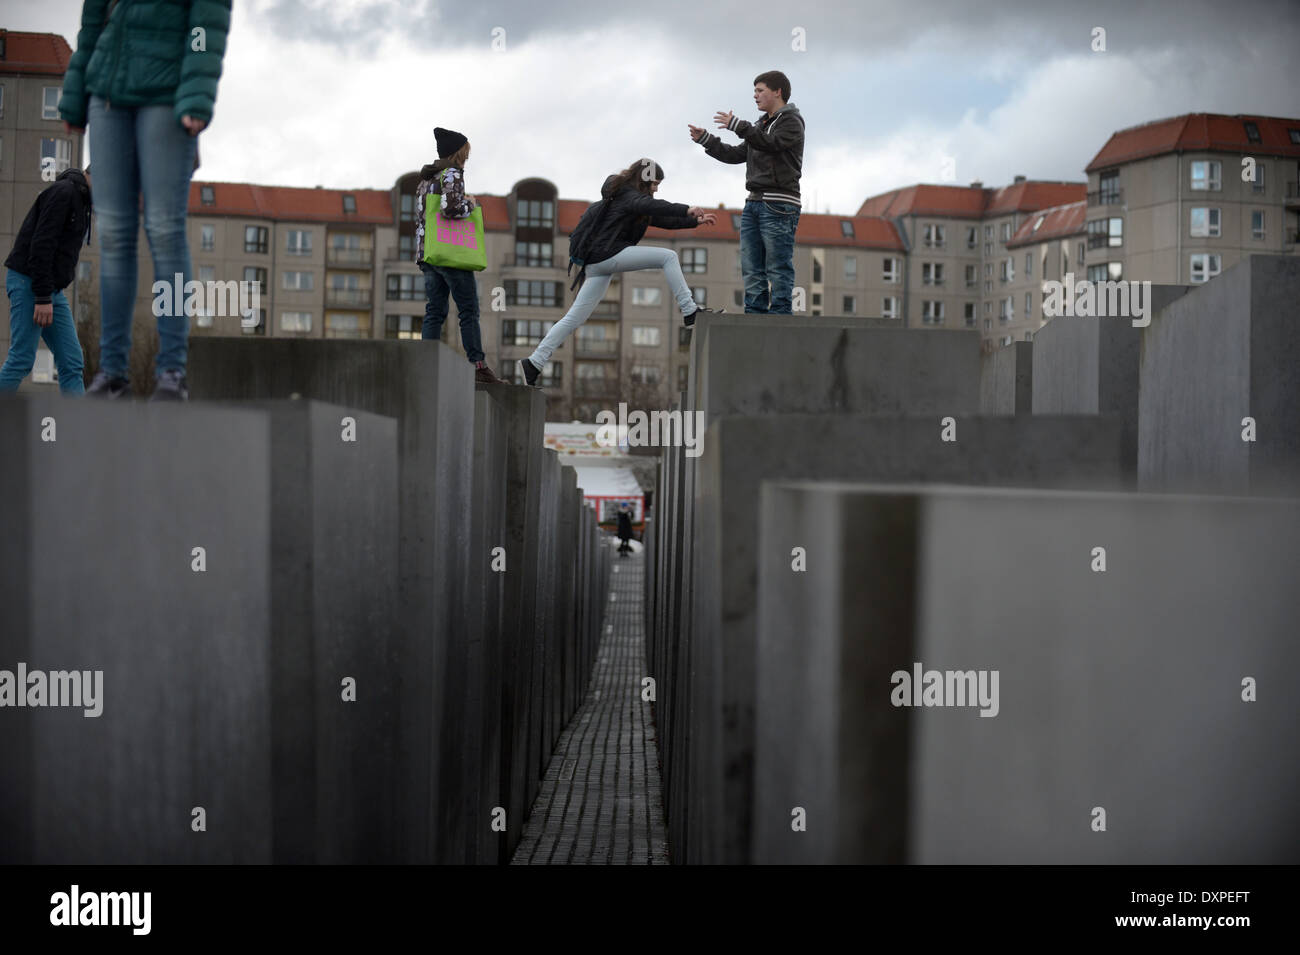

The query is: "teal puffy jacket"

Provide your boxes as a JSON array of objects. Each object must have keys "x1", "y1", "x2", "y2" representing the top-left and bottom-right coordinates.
[{"x1": 58, "y1": 0, "x2": 232, "y2": 129}]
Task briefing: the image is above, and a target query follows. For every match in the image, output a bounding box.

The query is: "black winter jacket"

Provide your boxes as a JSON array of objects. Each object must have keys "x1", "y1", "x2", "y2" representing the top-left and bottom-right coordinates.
[
  {"x1": 4, "y1": 169, "x2": 93, "y2": 304},
  {"x1": 695, "y1": 103, "x2": 805, "y2": 205},
  {"x1": 583, "y1": 175, "x2": 700, "y2": 267}
]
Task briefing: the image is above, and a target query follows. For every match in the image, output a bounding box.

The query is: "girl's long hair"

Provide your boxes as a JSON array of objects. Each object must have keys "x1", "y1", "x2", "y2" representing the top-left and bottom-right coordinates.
[
  {"x1": 604, "y1": 158, "x2": 665, "y2": 197},
  {"x1": 421, "y1": 141, "x2": 471, "y2": 180}
]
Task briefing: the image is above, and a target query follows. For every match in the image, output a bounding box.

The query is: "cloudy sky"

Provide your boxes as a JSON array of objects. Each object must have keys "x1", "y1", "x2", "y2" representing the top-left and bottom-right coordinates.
[{"x1": 11, "y1": 0, "x2": 1300, "y2": 212}]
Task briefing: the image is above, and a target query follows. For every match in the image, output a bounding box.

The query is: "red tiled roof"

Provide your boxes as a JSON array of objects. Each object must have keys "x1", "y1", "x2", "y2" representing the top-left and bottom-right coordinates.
[
  {"x1": 1086, "y1": 113, "x2": 1300, "y2": 172},
  {"x1": 189, "y1": 182, "x2": 392, "y2": 223},
  {"x1": 1005, "y1": 199, "x2": 1086, "y2": 249},
  {"x1": 856, "y1": 180, "x2": 1086, "y2": 218},
  {"x1": 0, "y1": 30, "x2": 73, "y2": 76}
]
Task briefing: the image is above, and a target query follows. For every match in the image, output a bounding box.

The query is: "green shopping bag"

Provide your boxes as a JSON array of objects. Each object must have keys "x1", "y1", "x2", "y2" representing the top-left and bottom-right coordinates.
[{"x1": 422, "y1": 194, "x2": 487, "y2": 271}]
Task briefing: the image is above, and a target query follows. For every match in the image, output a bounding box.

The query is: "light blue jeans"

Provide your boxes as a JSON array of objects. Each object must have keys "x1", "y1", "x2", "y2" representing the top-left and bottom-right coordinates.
[
  {"x1": 529, "y1": 246, "x2": 697, "y2": 368},
  {"x1": 0, "y1": 269, "x2": 85, "y2": 395},
  {"x1": 89, "y1": 96, "x2": 198, "y2": 379}
]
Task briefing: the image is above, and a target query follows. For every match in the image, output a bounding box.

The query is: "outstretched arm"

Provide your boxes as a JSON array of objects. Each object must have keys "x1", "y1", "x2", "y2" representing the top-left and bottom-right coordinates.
[{"x1": 689, "y1": 124, "x2": 748, "y2": 164}]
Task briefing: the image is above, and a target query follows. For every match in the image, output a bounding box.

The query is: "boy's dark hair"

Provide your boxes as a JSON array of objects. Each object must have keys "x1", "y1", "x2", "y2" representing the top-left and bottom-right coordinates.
[{"x1": 754, "y1": 70, "x2": 790, "y2": 101}]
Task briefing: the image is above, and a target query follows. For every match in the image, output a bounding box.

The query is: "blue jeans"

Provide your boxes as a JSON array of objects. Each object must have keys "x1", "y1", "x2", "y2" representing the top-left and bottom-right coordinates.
[
  {"x1": 89, "y1": 96, "x2": 198, "y2": 379},
  {"x1": 420, "y1": 262, "x2": 484, "y2": 362},
  {"x1": 529, "y1": 246, "x2": 697, "y2": 368},
  {"x1": 740, "y1": 199, "x2": 801, "y2": 313},
  {"x1": 1, "y1": 269, "x2": 85, "y2": 395}
]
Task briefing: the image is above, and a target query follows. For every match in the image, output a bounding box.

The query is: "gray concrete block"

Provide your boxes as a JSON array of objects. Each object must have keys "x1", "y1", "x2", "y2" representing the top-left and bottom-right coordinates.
[
  {"x1": 688, "y1": 413, "x2": 1124, "y2": 863},
  {"x1": 1139, "y1": 255, "x2": 1300, "y2": 496},
  {"x1": 753, "y1": 482, "x2": 1300, "y2": 864},
  {"x1": 980, "y1": 341, "x2": 1033, "y2": 414},
  {"x1": 189, "y1": 337, "x2": 474, "y2": 863},
  {"x1": 1032, "y1": 284, "x2": 1191, "y2": 484},
  {"x1": 0, "y1": 396, "x2": 274, "y2": 863}
]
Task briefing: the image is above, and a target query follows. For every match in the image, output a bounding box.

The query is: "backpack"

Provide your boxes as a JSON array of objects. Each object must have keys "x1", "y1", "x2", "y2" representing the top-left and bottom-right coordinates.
[{"x1": 566, "y1": 196, "x2": 614, "y2": 291}]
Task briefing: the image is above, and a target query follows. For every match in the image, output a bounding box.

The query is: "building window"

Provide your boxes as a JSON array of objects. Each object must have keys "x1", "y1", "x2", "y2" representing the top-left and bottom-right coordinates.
[
  {"x1": 399, "y1": 235, "x2": 417, "y2": 259},
  {"x1": 242, "y1": 309, "x2": 267, "y2": 335},
  {"x1": 1251, "y1": 210, "x2": 1266, "y2": 241},
  {"x1": 1025, "y1": 252, "x2": 1032, "y2": 277},
  {"x1": 1024, "y1": 291, "x2": 1032, "y2": 317},
  {"x1": 840, "y1": 220, "x2": 854, "y2": 237},
  {"x1": 516, "y1": 198, "x2": 554, "y2": 228},
  {"x1": 965, "y1": 264, "x2": 976, "y2": 288},
  {"x1": 843, "y1": 256, "x2": 857, "y2": 280},
  {"x1": 677, "y1": 365, "x2": 689, "y2": 391},
  {"x1": 984, "y1": 280, "x2": 992, "y2": 293},
  {"x1": 1000, "y1": 297, "x2": 1012, "y2": 322},
  {"x1": 386, "y1": 274, "x2": 420, "y2": 300},
  {"x1": 682, "y1": 248, "x2": 708, "y2": 273},
  {"x1": 882, "y1": 296, "x2": 898, "y2": 319},
  {"x1": 386, "y1": 315, "x2": 421, "y2": 340},
  {"x1": 922, "y1": 224, "x2": 945, "y2": 248},
  {"x1": 812, "y1": 292, "x2": 821, "y2": 306},
  {"x1": 244, "y1": 225, "x2": 269, "y2": 254},
  {"x1": 985, "y1": 302, "x2": 992, "y2": 316},
  {"x1": 283, "y1": 271, "x2": 313, "y2": 291},
  {"x1": 505, "y1": 280, "x2": 560, "y2": 307},
  {"x1": 734, "y1": 289, "x2": 744, "y2": 307},
  {"x1": 922, "y1": 262, "x2": 944, "y2": 285},
  {"x1": 243, "y1": 267, "x2": 268, "y2": 296},
  {"x1": 631, "y1": 286, "x2": 661, "y2": 306},
  {"x1": 882, "y1": 257, "x2": 899, "y2": 283},
  {"x1": 342, "y1": 194, "x2": 356, "y2": 214},
  {"x1": 964, "y1": 302, "x2": 976, "y2": 327},
  {"x1": 287, "y1": 230, "x2": 312, "y2": 255},
  {"x1": 1032, "y1": 215, "x2": 1045, "y2": 233},
  {"x1": 1189, "y1": 207, "x2": 1220, "y2": 237},
  {"x1": 1002, "y1": 335, "x2": 1013, "y2": 346},
  {"x1": 984, "y1": 263, "x2": 992, "y2": 278},
  {"x1": 1189, "y1": 253, "x2": 1221, "y2": 283},
  {"x1": 325, "y1": 313, "x2": 369, "y2": 338},
  {"x1": 1001, "y1": 222, "x2": 1011, "y2": 241},
  {"x1": 730, "y1": 213, "x2": 742, "y2": 230},
  {"x1": 39, "y1": 137, "x2": 71, "y2": 176},
  {"x1": 1077, "y1": 241, "x2": 1085, "y2": 266},
  {"x1": 1098, "y1": 169, "x2": 1121, "y2": 204},
  {"x1": 921, "y1": 301, "x2": 944, "y2": 325},
  {"x1": 200, "y1": 185, "x2": 215, "y2": 206},
  {"x1": 679, "y1": 326, "x2": 693, "y2": 347},
  {"x1": 691, "y1": 287, "x2": 707, "y2": 306},
  {"x1": 501, "y1": 319, "x2": 556, "y2": 345},
  {"x1": 514, "y1": 241, "x2": 553, "y2": 266},
  {"x1": 281, "y1": 311, "x2": 313, "y2": 333},
  {"x1": 630, "y1": 364, "x2": 661, "y2": 384},
  {"x1": 842, "y1": 295, "x2": 856, "y2": 314},
  {"x1": 1190, "y1": 160, "x2": 1221, "y2": 191},
  {"x1": 197, "y1": 265, "x2": 216, "y2": 283},
  {"x1": 1243, "y1": 121, "x2": 1261, "y2": 143},
  {"x1": 984, "y1": 318, "x2": 991, "y2": 331},
  {"x1": 984, "y1": 225, "x2": 993, "y2": 239},
  {"x1": 999, "y1": 260, "x2": 1009, "y2": 281},
  {"x1": 400, "y1": 193, "x2": 415, "y2": 224},
  {"x1": 966, "y1": 226, "x2": 977, "y2": 249},
  {"x1": 812, "y1": 257, "x2": 822, "y2": 283},
  {"x1": 1290, "y1": 129, "x2": 1300, "y2": 145},
  {"x1": 201, "y1": 225, "x2": 215, "y2": 251},
  {"x1": 1251, "y1": 162, "x2": 1266, "y2": 194},
  {"x1": 42, "y1": 87, "x2": 61, "y2": 120},
  {"x1": 631, "y1": 326, "x2": 660, "y2": 346}
]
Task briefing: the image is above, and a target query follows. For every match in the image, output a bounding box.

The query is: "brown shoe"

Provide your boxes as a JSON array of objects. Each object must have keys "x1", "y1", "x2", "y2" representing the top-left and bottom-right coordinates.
[{"x1": 474, "y1": 364, "x2": 505, "y2": 385}]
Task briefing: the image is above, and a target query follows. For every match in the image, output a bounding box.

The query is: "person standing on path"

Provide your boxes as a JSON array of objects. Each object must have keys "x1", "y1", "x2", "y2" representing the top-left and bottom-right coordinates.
[
  {"x1": 518, "y1": 159, "x2": 723, "y2": 387},
  {"x1": 689, "y1": 70, "x2": 804, "y2": 314},
  {"x1": 59, "y1": 0, "x2": 233, "y2": 401},
  {"x1": 415, "y1": 127, "x2": 504, "y2": 384},
  {"x1": 1, "y1": 168, "x2": 93, "y2": 396}
]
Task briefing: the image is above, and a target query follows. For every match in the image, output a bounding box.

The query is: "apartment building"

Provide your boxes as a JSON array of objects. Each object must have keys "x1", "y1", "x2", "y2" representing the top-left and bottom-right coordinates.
[
  {"x1": 1082, "y1": 113, "x2": 1300, "y2": 287},
  {"x1": 0, "y1": 31, "x2": 86, "y2": 365},
  {"x1": 1004, "y1": 200, "x2": 1087, "y2": 345},
  {"x1": 857, "y1": 177, "x2": 1086, "y2": 350}
]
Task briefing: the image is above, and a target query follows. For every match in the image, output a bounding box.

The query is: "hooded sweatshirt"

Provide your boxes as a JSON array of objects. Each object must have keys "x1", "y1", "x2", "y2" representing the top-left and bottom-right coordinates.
[{"x1": 4, "y1": 169, "x2": 93, "y2": 303}]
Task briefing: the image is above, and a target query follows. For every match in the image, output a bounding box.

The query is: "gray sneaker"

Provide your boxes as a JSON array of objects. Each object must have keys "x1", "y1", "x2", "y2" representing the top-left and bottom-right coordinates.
[
  {"x1": 85, "y1": 371, "x2": 131, "y2": 398},
  {"x1": 150, "y1": 368, "x2": 189, "y2": 402}
]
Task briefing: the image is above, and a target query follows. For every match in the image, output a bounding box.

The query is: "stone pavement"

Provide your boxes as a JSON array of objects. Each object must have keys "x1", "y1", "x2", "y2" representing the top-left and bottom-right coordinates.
[{"x1": 511, "y1": 545, "x2": 671, "y2": 864}]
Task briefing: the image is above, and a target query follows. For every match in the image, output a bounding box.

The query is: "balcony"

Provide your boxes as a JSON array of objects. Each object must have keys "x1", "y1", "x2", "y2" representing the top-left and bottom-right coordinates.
[
  {"x1": 575, "y1": 338, "x2": 619, "y2": 359},
  {"x1": 574, "y1": 378, "x2": 620, "y2": 398},
  {"x1": 325, "y1": 287, "x2": 372, "y2": 308},
  {"x1": 327, "y1": 247, "x2": 372, "y2": 267},
  {"x1": 501, "y1": 253, "x2": 564, "y2": 269},
  {"x1": 1087, "y1": 188, "x2": 1124, "y2": 207},
  {"x1": 923, "y1": 277, "x2": 945, "y2": 286},
  {"x1": 1286, "y1": 181, "x2": 1300, "y2": 206},
  {"x1": 1285, "y1": 229, "x2": 1300, "y2": 248}
]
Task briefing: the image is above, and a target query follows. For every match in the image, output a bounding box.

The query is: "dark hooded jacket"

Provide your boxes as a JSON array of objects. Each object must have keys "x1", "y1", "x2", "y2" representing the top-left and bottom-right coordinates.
[
  {"x1": 581, "y1": 175, "x2": 700, "y2": 267},
  {"x1": 4, "y1": 169, "x2": 93, "y2": 304}
]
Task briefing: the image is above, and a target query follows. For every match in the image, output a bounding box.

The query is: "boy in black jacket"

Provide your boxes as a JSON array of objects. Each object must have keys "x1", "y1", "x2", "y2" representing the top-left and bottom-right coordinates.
[{"x1": 1, "y1": 168, "x2": 92, "y2": 395}]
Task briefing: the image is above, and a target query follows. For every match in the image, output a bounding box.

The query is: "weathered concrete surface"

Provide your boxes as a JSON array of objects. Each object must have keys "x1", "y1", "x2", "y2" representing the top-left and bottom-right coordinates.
[
  {"x1": 1139, "y1": 255, "x2": 1300, "y2": 497},
  {"x1": 980, "y1": 341, "x2": 1033, "y2": 415},
  {"x1": 753, "y1": 482, "x2": 1300, "y2": 864}
]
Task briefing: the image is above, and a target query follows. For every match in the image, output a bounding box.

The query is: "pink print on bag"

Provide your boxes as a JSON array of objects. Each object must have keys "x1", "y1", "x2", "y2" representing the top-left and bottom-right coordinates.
[{"x1": 435, "y1": 211, "x2": 478, "y2": 250}]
